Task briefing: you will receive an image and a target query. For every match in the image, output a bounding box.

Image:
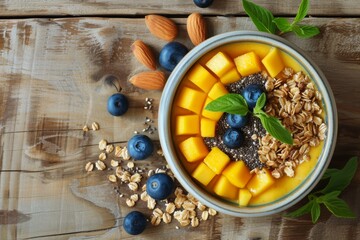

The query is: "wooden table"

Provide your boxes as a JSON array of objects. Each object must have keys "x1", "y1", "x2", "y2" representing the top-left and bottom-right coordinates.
[{"x1": 0, "y1": 1, "x2": 359, "y2": 239}]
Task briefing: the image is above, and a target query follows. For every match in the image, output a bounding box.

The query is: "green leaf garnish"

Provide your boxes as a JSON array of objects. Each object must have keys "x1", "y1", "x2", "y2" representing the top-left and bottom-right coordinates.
[
  {"x1": 319, "y1": 156, "x2": 358, "y2": 194},
  {"x1": 256, "y1": 113, "x2": 294, "y2": 145},
  {"x1": 206, "y1": 92, "x2": 293, "y2": 145},
  {"x1": 323, "y1": 195, "x2": 356, "y2": 218},
  {"x1": 311, "y1": 200, "x2": 321, "y2": 223},
  {"x1": 294, "y1": 0, "x2": 309, "y2": 24},
  {"x1": 293, "y1": 25, "x2": 320, "y2": 38},
  {"x1": 285, "y1": 200, "x2": 313, "y2": 218},
  {"x1": 205, "y1": 94, "x2": 249, "y2": 115},
  {"x1": 273, "y1": 18, "x2": 293, "y2": 33},
  {"x1": 286, "y1": 157, "x2": 358, "y2": 223},
  {"x1": 254, "y1": 92, "x2": 266, "y2": 111},
  {"x1": 242, "y1": 0, "x2": 277, "y2": 34},
  {"x1": 242, "y1": 0, "x2": 320, "y2": 39}
]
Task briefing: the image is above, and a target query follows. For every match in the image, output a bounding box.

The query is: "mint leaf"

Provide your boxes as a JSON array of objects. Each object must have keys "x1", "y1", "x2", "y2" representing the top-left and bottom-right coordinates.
[
  {"x1": 254, "y1": 92, "x2": 266, "y2": 111},
  {"x1": 205, "y1": 94, "x2": 249, "y2": 115},
  {"x1": 285, "y1": 200, "x2": 314, "y2": 218},
  {"x1": 293, "y1": 25, "x2": 320, "y2": 38},
  {"x1": 294, "y1": 0, "x2": 309, "y2": 23},
  {"x1": 318, "y1": 191, "x2": 341, "y2": 202},
  {"x1": 242, "y1": 0, "x2": 277, "y2": 34},
  {"x1": 311, "y1": 200, "x2": 321, "y2": 223},
  {"x1": 321, "y1": 168, "x2": 338, "y2": 180},
  {"x1": 273, "y1": 18, "x2": 293, "y2": 32},
  {"x1": 256, "y1": 113, "x2": 293, "y2": 145},
  {"x1": 320, "y1": 157, "x2": 358, "y2": 194},
  {"x1": 323, "y1": 196, "x2": 356, "y2": 218}
]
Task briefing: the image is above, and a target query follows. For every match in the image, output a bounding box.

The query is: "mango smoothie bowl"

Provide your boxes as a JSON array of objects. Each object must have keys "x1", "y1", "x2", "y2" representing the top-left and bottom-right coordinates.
[{"x1": 158, "y1": 31, "x2": 337, "y2": 217}]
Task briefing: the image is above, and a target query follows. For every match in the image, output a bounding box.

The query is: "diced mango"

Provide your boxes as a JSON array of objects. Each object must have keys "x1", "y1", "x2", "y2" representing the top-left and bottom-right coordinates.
[
  {"x1": 213, "y1": 175, "x2": 239, "y2": 200},
  {"x1": 208, "y1": 82, "x2": 229, "y2": 100},
  {"x1": 179, "y1": 137, "x2": 209, "y2": 162},
  {"x1": 176, "y1": 87, "x2": 207, "y2": 114},
  {"x1": 192, "y1": 162, "x2": 216, "y2": 186},
  {"x1": 261, "y1": 48, "x2": 285, "y2": 78},
  {"x1": 246, "y1": 168, "x2": 275, "y2": 197},
  {"x1": 205, "y1": 175, "x2": 221, "y2": 194},
  {"x1": 205, "y1": 52, "x2": 235, "y2": 77},
  {"x1": 239, "y1": 188, "x2": 252, "y2": 207},
  {"x1": 200, "y1": 118, "x2": 216, "y2": 137},
  {"x1": 220, "y1": 68, "x2": 241, "y2": 85},
  {"x1": 203, "y1": 147, "x2": 230, "y2": 174},
  {"x1": 187, "y1": 64, "x2": 218, "y2": 93},
  {"x1": 222, "y1": 161, "x2": 253, "y2": 188},
  {"x1": 175, "y1": 115, "x2": 199, "y2": 135},
  {"x1": 202, "y1": 98, "x2": 224, "y2": 121},
  {"x1": 234, "y1": 51, "x2": 262, "y2": 76}
]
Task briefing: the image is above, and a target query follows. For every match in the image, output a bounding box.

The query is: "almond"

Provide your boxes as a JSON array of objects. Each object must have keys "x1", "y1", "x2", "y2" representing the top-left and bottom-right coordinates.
[
  {"x1": 131, "y1": 40, "x2": 156, "y2": 70},
  {"x1": 145, "y1": 15, "x2": 178, "y2": 41},
  {"x1": 187, "y1": 13, "x2": 206, "y2": 46},
  {"x1": 129, "y1": 71, "x2": 166, "y2": 90}
]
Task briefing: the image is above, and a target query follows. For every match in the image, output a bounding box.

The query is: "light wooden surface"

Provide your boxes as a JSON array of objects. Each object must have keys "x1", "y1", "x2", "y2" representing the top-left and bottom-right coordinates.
[
  {"x1": 0, "y1": 3, "x2": 359, "y2": 240},
  {"x1": 0, "y1": 0, "x2": 359, "y2": 16}
]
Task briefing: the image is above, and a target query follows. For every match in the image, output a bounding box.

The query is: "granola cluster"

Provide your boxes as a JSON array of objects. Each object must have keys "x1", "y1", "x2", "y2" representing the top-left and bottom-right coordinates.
[
  {"x1": 84, "y1": 124, "x2": 217, "y2": 228},
  {"x1": 257, "y1": 68, "x2": 327, "y2": 178}
]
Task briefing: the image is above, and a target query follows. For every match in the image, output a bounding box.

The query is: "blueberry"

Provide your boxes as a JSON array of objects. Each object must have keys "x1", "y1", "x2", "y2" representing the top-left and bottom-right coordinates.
[
  {"x1": 241, "y1": 84, "x2": 265, "y2": 110},
  {"x1": 123, "y1": 211, "x2": 147, "y2": 235},
  {"x1": 193, "y1": 0, "x2": 214, "y2": 8},
  {"x1": 107, "y1": 93, "x2": 129, "y2": 116},
  {"x1": 146, "y1": 173, "x2": 174, "y2": 200},
  {"x1": 159, "y1": 42, "x2": 188, "y2": 72},
  {"x1": 226, "y1": 113, "x2": 248, "y2": 128},
  {"x1": 128, "y1": 134, "x2": 154, "y2": 160},
  {"x1": 223, "y1": 128, "x2": 244, "y2": 149}
]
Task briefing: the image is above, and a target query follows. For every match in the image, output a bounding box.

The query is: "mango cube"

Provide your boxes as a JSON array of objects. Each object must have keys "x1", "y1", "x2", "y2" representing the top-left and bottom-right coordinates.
[
  {"x1": 239, "y1": 188, "x2": 252, "y2": 207},
  {"x1": 234, "y1": 51, "x2": 262, "y2": 76},
  {"x1": 246, "y1": 168, "x2": 275, "y2": 197},
  {"x1": 261, "y1": 48, "x2": 285, "y2": 77},
  {"x1": 200, "y1": 118, "x2": 216, "y2": 137},
  {"x1": 205, "y1": 52, "x2": 235, "y2": 77},
  {"x1": 204, "y1": 147, "x2": 230, "y2": 174},
  {"x1": 222, "y1": 161, "x2": 252, "y2": 188},
  {"x1": 213, "y1": 175, "x2": 239, "y2": 200},
  {"x1": 179, "y1": 137, "x2": 209, "y2": 162},
  {"x1": 220, "y1": 68, "x2": 241, "y2": 85},
  {"x1": 202, "y1": 98, "x2": 224, "y2": 121},
  {"x1": 175, "y1": 115, "x2": 199, "y2": 135},
  {"x1": 208, "y1": 82, "x2": 229, "y2": 100},
  {"x1": 192, "y1": 162, "x2": 216, "y2": 186},
  {"x1": 176, "y1": 87, "x2": 207, "y2": 114},
  {"x1": 187, "y1": 64, "x2": 218, "y2": 93}
]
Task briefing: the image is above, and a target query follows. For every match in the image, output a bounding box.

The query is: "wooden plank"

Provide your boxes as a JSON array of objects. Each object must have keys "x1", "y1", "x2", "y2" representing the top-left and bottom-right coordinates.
[
  {"x1": 0, "y1": 17, "x2": 359, "y2": 239},
  {"x1": 0, "y1": 0, "x2": 359, "y2": 17}
]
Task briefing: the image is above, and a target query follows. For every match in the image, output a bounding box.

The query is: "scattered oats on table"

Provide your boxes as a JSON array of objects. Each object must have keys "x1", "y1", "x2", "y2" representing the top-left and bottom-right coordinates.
[
  {"x1": 91, "y1": 122, "x2": 99, "y2": 131},
  {"x1": 98, "y1": 139, "x2": 107, "y2": 150}
]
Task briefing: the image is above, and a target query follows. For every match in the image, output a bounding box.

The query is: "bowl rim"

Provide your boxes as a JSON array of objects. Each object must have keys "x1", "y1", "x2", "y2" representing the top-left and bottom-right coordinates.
[{"x1": 158, "y1": 30, "x2": 338, "y2": 217}]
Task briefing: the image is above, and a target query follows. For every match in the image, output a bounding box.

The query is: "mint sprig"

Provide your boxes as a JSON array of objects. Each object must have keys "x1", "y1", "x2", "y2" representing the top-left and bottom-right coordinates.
[
  {"x1": 286, "y1": 157, "x2": 358, "y2": 223},
  {"x1": 242, "y1": 0, "x2": 320, "y2": 39},
  {"x1": 242, "y1": 0, "x2": 277, "y2": 34},
  {"x1": 205, "y1": 93, "x2": 249, "y2": 115},
  {"x1": 205, "y1": 93, "x2": 293, "y2": 145}
]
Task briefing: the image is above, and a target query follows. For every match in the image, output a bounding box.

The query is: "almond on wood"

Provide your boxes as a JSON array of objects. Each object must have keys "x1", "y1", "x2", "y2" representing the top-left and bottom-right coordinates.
[
  {"x1": 145, "y1": 15, "x2": 178, "y2": 41},
  {"x1": 187, "y1": 13, "x2": 206, "y2": 46},
  {"x1": 129, "y1": 71, "x2": 166, "y2": 90},
  {"x1": 131, "y1": 40, "x2": 157, "y2": 70}
]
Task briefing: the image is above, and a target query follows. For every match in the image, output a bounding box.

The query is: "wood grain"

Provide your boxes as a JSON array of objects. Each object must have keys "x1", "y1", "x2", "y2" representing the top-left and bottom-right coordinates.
[
  {"x1": 0, "y1": 0, "x2": 359, "y2": 17},
  {"x1": 0, "y1": 16, "x2": 359, "y2": 239}
]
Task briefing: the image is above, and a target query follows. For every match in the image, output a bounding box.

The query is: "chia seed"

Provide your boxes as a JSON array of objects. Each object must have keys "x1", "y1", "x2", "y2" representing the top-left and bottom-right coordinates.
[{"x1": 203, "y1": 73, "x2": 267, "y2": 170}]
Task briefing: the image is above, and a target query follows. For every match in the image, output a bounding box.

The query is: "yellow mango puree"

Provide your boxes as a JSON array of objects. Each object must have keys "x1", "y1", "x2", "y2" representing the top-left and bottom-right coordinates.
[{"x1": 171, "y1": 42, "x2": 325, "y2": 206}]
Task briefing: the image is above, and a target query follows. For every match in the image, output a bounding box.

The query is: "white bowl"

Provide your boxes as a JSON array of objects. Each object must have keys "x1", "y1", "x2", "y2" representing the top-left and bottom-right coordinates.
[{"x1": 158, "y1": 31, "x2": 337, "y2": 217}]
